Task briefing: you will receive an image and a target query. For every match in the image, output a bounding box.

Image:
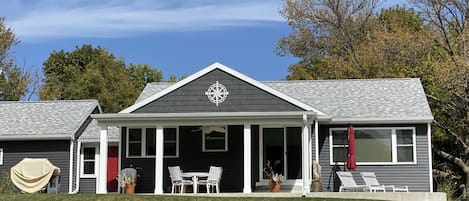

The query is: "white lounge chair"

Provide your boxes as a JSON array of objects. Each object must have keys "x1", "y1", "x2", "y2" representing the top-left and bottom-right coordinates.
[
  {"x1": 360, "y1": 172, "x2": 409, "y2": 192},
  {"x1": 336, "y1": 171, "x2": 371, "y2": 192},
  {"x1": 168, "y1": 166, "x2": 193, "y2": 194},
  {"x1": 198, "y1": 166, "x2": 223, "y2": 193}
]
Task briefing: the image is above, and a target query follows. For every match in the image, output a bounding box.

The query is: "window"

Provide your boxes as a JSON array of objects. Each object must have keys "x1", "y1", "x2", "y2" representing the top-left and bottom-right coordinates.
[
  {"x1": 164, "y1": 128, "x2": 179, "y2": 158},
  {"x1": 81, "y1": 147, "x2": 97, "y2": 177},
  {"x1": 126, "y1": 127, "x2": 179, "y2": 158},
  {"x1": 330, "y1": 127, "x2": 416, "y2": 165},
  {"x1": 0, "y1": 148, "x2": 3, "y2": 165},
  {"x1": 203, "y1": 126, "x2": 228, "y2": 152}
]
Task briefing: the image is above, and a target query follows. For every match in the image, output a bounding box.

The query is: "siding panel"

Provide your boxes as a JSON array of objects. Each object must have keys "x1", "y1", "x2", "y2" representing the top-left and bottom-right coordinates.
[
  {"x1": 0, "y1": 140, "x2": 71, "y2": 193},
  {"x1": 79, "y1": 178, "x2": 96, "y2": 193},
  {"x1": 134, "y1": 69, "x2": 303, "y2": 113},
  {"x1": 317, "y1": 124, "x2": 430, "y2": 192}
]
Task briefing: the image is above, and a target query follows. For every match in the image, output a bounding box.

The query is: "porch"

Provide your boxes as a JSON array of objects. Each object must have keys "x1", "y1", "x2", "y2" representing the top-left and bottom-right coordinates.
[{"x1": 92, "y1": 111, "x2": 323, "y2": 195}]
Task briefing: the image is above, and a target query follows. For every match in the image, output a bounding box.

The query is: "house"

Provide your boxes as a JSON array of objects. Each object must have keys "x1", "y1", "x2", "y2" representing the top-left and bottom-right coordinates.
[
  {"x1": 0, "y1": 100, "x2": 120, "y2": 193},
  {"x1": 92, "y1": 62, "x2": 434, "y2": 194}
]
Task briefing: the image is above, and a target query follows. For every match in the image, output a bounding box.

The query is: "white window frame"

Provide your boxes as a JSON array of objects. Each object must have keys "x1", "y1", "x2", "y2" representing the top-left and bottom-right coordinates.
[
  {"x1": 164, "y1": 127, "x2": 179, "y2": 158},
  {"x1": 329, "y1": 127, "x2": 417, "y2": 165},
  {"x1": 0, "y1": 148, "x2": 3, "y2": 165},
  {"x1": 202, "y1": 126, "x2": 228, "y2": 152},
  {"x1": 80, "y1": 146, "x2": 98, "y2": 178},
  {"x1": 126, "y1": 127, "x2": 179, "y2": 158}
]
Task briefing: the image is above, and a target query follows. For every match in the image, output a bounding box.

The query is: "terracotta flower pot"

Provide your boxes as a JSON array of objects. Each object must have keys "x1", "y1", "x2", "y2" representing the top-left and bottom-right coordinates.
[
  {"x1": 270, "y1": 179, "x2": 281, "y2": 192},
  {"x1": 124, "y1": 183, "x2": 136, "y2": 194}
]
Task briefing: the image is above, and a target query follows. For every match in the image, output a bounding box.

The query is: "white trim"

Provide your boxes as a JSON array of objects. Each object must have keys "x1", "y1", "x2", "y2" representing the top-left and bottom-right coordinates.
[
  {"x1": 119, "y1": 62, "x2": 324, "y2": 114},
  {"x1": 97, "y1": 125, "x2": 108, "y2": 194},
  {"x1": 80, "y1": 145, "x2": 98, "y2": 178},
  {"x1": 301, "y1": 114, "x2": 310, "y2": 195},
  {"x1": 243, "y1": 124, "x2": 252, "y2": 193},
  {"x1": 314, "y1": 120, "x2": 319, "y2": 162},
  {"x1": 329, "y1": 117, "x2": 434, "y2": 124},
  {"x1": 0, "y1": 148, "x2": 3, "y2": 165},
  {"x1": 154, "y1": 125, "x2": 164, "y2": 194},
  {"x1": 202, "y1": 126, "x2": 228, "y2": 152},
  {"x1": 71, "y1": 140, "x2": 81, "y2": 194},
  {"x1": 69, "y1": 139, "x2": 74, "y2": 193},
  {"x1": 0, "y1": 135, "x2": 71, "y2": 141},
  {"x1": 328, "y1": 127, "x2": 417, "y2": 165},
  {"x1": 117, "y1": 127, "x2": 122, "y2": 194},
  {"x1": 427, "y1": 123, "x2": 433, "y2": 192}
]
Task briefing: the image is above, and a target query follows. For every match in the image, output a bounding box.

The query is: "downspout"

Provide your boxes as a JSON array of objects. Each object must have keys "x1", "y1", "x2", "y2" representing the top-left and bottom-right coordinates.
[
  {"x1": 70, "y1": 140, "x2": 81, "y2": 194},
  {"x1": 69, "y1": 139, "x2": 74, "y2": 193}
]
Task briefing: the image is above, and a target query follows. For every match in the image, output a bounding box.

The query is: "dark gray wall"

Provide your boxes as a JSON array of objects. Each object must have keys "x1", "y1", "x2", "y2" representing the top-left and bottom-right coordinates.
[
  {"x1": 134, "y1": 69, "x2": 303, "y2": 113},
  {"x1": 120, "y1": 125, "x2": 245, "y2": 193},
  {"x1": 317, "y1": 124, "x2": 431, "y2": 192},
  {"x1": 0, "y1": 140, "x2": 71, "y2": 193},
  {"x1": 79, "y1": 178, "x2": 96, "y2": 193}
]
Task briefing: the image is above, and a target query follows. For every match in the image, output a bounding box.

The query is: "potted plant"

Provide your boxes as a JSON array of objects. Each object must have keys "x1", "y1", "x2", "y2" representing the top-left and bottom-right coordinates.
[
  {"x1": 264, "y1": 160, "x2": 284, "y2": 192},
  {"x1": 117, "y1": 168, "x2": 138, "y2": 194}
]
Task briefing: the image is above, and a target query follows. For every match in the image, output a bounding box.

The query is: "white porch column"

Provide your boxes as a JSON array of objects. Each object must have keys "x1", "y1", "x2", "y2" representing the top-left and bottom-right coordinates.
[
  {"x1": 154, "y1": 125, "x2": 164, "y2": 194},
  {"x1": 243, "y1": 124, "x2": 252, "y2": 193},
  {"x1": 301, "y1": 115, "x2": 310, "y2": 196},
  {"x1": 97, "y1": 125, "x2": 108, "y2": 194}
]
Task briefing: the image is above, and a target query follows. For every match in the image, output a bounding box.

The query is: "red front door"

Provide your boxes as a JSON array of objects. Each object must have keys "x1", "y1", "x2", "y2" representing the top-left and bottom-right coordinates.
[{"x1": 107, "y1": 146, "x2": 119, "y2": 192}]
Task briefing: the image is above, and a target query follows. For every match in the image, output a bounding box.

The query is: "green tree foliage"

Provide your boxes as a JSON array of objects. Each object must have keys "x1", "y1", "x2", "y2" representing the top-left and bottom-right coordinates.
[
  {"x1": 128, "y1": 63, "x2": 163, "y2": 92},
  {"x1": 41, "y1": 45, "x2": 163, "y2": 112},
  {"x1": 0, "y1": 17, "x2": 30, "y2": 100}
]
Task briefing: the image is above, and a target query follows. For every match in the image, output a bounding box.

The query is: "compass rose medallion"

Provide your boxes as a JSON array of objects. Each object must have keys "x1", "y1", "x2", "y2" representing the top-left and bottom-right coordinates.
[{"x1": 205, "y1": 81, "x2": 229, "y2": 106}]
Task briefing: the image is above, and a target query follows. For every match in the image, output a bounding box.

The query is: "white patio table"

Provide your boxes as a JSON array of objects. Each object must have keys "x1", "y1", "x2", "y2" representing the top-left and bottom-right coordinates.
[{"x1": 180, "y1": 172, "x2": 209, "y2": 194}]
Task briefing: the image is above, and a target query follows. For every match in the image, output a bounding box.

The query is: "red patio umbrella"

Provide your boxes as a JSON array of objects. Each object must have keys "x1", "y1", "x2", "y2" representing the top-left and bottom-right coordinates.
[{"x1": 346, "y1": 124, "x2": 357, "y2": 170}]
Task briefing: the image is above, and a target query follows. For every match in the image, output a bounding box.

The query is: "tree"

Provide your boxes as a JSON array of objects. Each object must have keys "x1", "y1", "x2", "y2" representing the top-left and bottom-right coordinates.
[
  {"x1": 277, "y1": 0, "x2": 380, "y2": 79},
  {"x1": 411, "y1": 0, "x2": 469, "y2": 199},
  {"x1": 278, "y1": 0, "x2": 435, "y2": 81},
  {"x1": 40, "y1": 45, "x2": 159, "y2": 112},
  {"x1": 128, "y1": 63, "x2": 163, "y2": 92},
  {"x1": 0, "y1": 17, "x2": 30, "y2": 100}
]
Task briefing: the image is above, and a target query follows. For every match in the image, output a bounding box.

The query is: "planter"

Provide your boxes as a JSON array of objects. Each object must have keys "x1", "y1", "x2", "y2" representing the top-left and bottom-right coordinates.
[
  {"x1": 270, "y1": 180, "x2": 281, "y2": 192},
  {"x1": 124, "y1": 183, "x2": 136, "y2": 194}
]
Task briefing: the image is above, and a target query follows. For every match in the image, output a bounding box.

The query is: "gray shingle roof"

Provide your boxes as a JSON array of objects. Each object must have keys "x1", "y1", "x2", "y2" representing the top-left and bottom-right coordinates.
[
  {"x1": 80, "y1": 119, "x2": 119, "y2": 141},
  {"x1": 135, "y1": 78, "x2": 432, "y2": 120},
  {"x1": 135, "y1": 82, "x2": 174, "y2": 103},
  {"x1": 0, "y1": 100, "x2": 100, "y2": 138},
  {"x1": 263, "y1": 78, "x2": 432, "y2": 119}
]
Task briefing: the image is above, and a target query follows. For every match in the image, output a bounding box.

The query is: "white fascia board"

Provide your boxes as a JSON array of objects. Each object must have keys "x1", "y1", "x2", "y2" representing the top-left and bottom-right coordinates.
[
  {"x1": 94, "y1": 111, "x2": 318, "y2": 121},
  {"x1": 0, "y1": 134, "x2": 72, "y2": 141},
  {"x1": 119, "y1": 62, "x2": 325, "y2": 115},
  {"x1": 327, "y1": 116, "x2": 434, "y2": 124}
]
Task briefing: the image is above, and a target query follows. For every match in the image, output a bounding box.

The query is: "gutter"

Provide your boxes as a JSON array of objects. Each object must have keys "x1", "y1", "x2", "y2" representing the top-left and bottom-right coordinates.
[
  {"x1": 70, "y1": 140, "x2": 81, "y2": 194},
  {"x1": 0, "y1": 134, "x2": 72, "y2": 141}
]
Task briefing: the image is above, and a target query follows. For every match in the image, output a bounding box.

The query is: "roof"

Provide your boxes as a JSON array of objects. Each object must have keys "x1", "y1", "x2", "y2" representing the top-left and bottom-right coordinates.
[
  {"x1": 134, "y1": 78, "x2": 433, "y2": 122},
  {"x1": 0, "y1": 100, "x2": 100, "y2": 139},
  {"x1": 120, "y1": 62, "x2": 324, "y2": 114},
  {"x1": 135, "y1": 82, "x2": 173, "y2": 103},
  {"x1": 79, "y1": 119, "x2": 119, "y2": 141},
  {"x1": 263, "y1": 79, "x2": 433, "y2": 121}
]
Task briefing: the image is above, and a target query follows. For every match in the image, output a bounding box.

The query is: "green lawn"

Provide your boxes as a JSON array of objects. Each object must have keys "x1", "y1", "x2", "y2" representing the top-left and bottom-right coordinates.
[{"x1": 0, "y1": 194, "x2": 383, "y2": 201}]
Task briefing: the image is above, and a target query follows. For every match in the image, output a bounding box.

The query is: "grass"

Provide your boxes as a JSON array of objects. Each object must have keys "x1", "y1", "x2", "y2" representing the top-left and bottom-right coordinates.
[{"x1": 0, "y1": 194, "x2": 382, "y2": 201}]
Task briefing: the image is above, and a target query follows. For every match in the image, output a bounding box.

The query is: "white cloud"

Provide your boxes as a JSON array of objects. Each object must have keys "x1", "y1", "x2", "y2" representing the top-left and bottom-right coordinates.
[{"x1": 2, "y1": 0, "x2": 284, "y2": 42}]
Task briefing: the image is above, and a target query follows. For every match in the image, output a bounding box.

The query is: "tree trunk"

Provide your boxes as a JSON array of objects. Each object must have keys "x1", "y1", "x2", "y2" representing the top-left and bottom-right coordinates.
[{"x1": 465, "y1": 172, "x2": 469, "y2": 200}]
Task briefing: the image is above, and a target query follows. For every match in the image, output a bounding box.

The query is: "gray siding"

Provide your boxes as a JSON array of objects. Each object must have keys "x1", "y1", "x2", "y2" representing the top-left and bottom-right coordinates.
[
  {"x1": 134, "y1": 69, "x2": 303, "y2": 113},
  {"x1": 79, "y1": 178, "x2": 96, "y2": 193},
  {"x1": 0, "y1": 140, "x2": 71, "y2": 193},
  {"x1": 317, "y1": 124, "x2": 430, "y2": 192}
]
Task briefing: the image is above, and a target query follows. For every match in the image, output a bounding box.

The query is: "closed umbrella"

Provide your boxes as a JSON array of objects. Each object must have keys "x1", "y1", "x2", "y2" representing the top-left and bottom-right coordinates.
[{"x1": 346, "y1": 124, "x2": 357, "y2": 170}]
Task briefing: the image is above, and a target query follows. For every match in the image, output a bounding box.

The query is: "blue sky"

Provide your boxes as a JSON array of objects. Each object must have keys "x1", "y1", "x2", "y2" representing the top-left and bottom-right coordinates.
[{"x1": 1, "y1": 0, "x2": 405, "y2": 81}]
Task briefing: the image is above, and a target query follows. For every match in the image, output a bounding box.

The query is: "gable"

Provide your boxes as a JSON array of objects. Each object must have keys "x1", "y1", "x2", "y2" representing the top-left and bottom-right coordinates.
[{"x1": 133, "y1": 69, "x2": 304, "y2": 113}]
